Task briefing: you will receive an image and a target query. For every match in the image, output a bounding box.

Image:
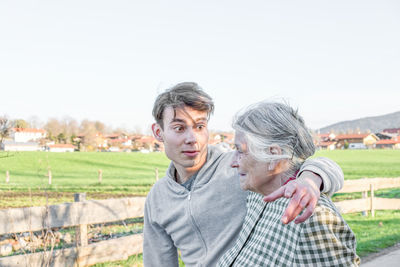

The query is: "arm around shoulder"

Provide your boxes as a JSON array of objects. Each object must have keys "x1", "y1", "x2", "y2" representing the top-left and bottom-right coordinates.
[
  {"x1": 143, "y1": 193, "x2": 179, "y2": 267},
  {"x1": 300, "y1": 157, "x2": 344, "y2": 196}
]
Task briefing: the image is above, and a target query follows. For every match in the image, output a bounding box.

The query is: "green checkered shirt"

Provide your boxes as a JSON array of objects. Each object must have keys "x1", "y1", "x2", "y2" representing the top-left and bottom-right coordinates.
[{"x1": 217, "y1": 192, "x2": 360, "y2": 267}]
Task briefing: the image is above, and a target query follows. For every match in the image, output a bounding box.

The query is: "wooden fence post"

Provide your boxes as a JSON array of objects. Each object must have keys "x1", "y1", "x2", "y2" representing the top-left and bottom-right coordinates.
[
  {"x1": 362, "y1": 190, "x2": 368, "y2": 216},
  {"x1": 6, "y1": 171, "x2": 9, "y2": 184},
  {"x1": 74, "y1": 193, "x2": 88, "y2": 247},
  {"x1": 370, "y1": 184, "x2": 375, "y2": 217},
  {"x1": 98, "y1": 169, "x2": 103, "y2": 184},
  {"x1": 48, "y1": 169, "x2": 52, "y2": 185},
  {"x1": 155, "y1": 168, "x2": 159, "y2": 181}
]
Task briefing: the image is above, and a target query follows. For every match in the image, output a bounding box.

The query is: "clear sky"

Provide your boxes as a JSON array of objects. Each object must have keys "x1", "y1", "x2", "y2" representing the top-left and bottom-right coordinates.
[{"x1": 1, "y1": 0, "x2": 399, "y2": 133}]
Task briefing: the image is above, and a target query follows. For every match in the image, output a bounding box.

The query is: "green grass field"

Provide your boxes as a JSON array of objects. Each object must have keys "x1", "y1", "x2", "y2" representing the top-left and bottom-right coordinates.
[
  {"x1": 312, "y1": 150, "x2": 400, "y2": 179},
  {"x1": 0, "y1": 151, "x2": 170, "y2": 192},
  {"x1": 0, "y1": 151, "x2": 170, "y2": 207},
  {"x1": 1, "y1": 149, "x2": 400, "y2": 264}
]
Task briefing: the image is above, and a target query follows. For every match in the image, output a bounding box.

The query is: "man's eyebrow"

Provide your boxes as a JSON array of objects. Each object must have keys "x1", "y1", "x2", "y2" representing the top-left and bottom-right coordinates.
[
  {"x1": 194, "y1": 117, "x2": 208, "y2": 122},
  {"x1": 170, "y1": 117, "x2": 208, "y2": 124},
  {"x1": 170, "y1": 118, "x2": 185, "y2": 123}
]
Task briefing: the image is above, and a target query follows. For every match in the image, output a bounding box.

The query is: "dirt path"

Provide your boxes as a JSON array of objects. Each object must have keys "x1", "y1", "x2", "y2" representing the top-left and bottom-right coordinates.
[{"x1": 361, "y1": 243, "x2": 400, "y2": 266}]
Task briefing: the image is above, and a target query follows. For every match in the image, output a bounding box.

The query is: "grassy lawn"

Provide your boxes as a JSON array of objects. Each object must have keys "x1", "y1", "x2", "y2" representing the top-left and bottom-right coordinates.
[
  {"x1": 0, "y1": 151, "x2": 170, "y2": 207},
  {"x1": 0, "y1": 151, "x2": 170, "y2": 192},
  {"x1": 1, "y1": 149, "x2": 400, "y2": 265},
  {"x1": 344, "y1": 210, "x2": 400, "y2": 257},
  {"x1": 313, "y1": 150, "x2": 400, "y2": 179}
]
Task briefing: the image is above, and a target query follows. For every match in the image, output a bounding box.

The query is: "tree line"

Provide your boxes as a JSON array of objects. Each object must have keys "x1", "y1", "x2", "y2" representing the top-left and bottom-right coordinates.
[{"x1": 0, "y1": 116, "x2": 143, "y2": 150}]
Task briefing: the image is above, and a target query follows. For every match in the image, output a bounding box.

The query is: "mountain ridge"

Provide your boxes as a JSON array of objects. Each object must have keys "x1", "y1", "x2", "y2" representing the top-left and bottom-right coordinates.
[{"x1": 317, "y1": 111, "x2": 400, "y2": 134}]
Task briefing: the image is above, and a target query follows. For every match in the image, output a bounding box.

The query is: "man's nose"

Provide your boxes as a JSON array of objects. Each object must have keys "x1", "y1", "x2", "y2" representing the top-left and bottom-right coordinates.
[
  {"x1": 231, "y1": 153, "x2": 239, "y2": 168},
  {"x1": 184, "y1": 128, "x2": 197, "y2": 144}
]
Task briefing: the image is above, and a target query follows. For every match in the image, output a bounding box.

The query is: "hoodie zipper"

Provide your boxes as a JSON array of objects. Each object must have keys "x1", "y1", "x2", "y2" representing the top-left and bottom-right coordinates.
[{"x1": 187, "y1": 190, "x2": 208, "y2": 262}]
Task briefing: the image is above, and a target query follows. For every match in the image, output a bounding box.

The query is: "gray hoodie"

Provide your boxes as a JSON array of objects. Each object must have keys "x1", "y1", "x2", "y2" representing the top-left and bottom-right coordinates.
[{"x1": 143, "y1": 146, "x2": 343, "y2": 267}]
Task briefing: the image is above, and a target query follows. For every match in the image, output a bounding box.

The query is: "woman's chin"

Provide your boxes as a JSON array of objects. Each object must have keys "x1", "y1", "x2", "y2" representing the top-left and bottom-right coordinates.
[{"x1": 239, "y1": 183, "x2": 255, "y2": 193}]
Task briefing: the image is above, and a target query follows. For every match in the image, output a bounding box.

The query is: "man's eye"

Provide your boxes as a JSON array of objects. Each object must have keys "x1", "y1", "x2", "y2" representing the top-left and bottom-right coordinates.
[
  {"x1": 196, "y1": 124, "x2": 206, "y2": 130},
  {"x1": 173, "y1": 126, "x2": 184, "y2": 132},
  {"x1": 234, "y1": 147, "x2": 243, "y2": 154}
]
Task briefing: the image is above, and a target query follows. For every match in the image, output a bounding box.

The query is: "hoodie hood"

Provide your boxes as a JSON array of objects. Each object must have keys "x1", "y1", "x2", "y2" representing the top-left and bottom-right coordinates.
[{"x1": 164, "y1": 145, "x2": 231, "y2": 193}]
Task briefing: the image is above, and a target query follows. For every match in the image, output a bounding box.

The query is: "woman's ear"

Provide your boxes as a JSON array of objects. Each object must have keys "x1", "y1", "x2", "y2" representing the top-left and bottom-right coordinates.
[
  {"x1": 152, "y1": 123, "x2": 164, "y2": 142},
  {"x1": 269, "y1": 145, "x2": 282, "y2": 156},
  {"x1": 267, "y1": 145, "x2": 282, "y2": 170}
]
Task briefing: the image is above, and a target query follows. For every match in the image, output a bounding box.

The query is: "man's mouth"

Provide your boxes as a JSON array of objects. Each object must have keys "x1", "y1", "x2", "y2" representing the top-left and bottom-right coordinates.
[{"x1": 183, "y1": 150, "x2": 199, "y2": 157}]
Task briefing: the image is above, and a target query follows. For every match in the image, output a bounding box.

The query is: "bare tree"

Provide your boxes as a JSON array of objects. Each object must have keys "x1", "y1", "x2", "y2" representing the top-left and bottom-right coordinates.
[
  {"x1": 61, "y1": 116, "x2": 79, "y2": 144},
  {"x1": 80, "y1": 119, "x2": 98, "y2": 150},
  {"x1": 94, "y1": 120, "x2": 106, "y2": 134},
  {"x1": 0, "y1": 116, "x2": 12, "y2": 147},
  {"x1": 44, "y1": 118, "x2": 63, "y2": 141}
]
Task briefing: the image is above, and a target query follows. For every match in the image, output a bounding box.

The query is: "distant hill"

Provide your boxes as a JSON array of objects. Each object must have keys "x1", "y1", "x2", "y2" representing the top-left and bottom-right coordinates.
[{"x1": 318, "y1": 111, "x2": 400, "y2": 134}]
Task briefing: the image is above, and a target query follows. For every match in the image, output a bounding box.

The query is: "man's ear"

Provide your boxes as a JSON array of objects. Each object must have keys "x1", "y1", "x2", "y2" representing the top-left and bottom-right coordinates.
[{"x1": 152, "y1": 123, "x2": 164, "y2": 142}]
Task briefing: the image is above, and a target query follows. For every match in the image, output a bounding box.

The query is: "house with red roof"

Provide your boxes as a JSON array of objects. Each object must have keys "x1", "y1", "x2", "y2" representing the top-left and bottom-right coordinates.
[
  {"x1": 135, "y1": 135, "x2": 164, "y2": 152},
  {"x1": 375, "y1": 136, "x2": 400, "y2": 149},
  {"x1": 47, "y1": 144, "x2": 76, "y2": 152},
  {"x1": 315, "y1": 133, "x2": 337, "y2": 150},
  {"x1": 315, "y1": 133, "x2": 379, "y2": 149},
  {"x1": 318, "y1": 141, "x2": 337, "y2": 150},
  {"x1": 104, "y1": 133, "x2": 133, "y2": 150},
  {"x1": 11, "y1": 128, "x2": 46, "y2": 143},
  {"x1": 334, "y1": 133, "x2": 379, "y2": 149}
]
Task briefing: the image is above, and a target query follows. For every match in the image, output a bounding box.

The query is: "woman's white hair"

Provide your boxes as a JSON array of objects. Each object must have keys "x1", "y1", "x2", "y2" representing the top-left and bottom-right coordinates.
[{"x1": 232, "y1": 101, "x2": 315, "y2": 171}]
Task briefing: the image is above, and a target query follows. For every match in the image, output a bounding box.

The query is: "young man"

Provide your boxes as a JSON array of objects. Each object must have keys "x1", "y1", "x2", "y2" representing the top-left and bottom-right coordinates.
[{"x1": 143, "y1": 82, "x2": 344, "y2": 267}]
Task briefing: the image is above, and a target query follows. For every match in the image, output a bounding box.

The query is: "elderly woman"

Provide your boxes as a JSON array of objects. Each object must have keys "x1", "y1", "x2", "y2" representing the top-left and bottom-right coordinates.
[{"x1": 218, "y1": 101, "x2": 360, "y2": 267}]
